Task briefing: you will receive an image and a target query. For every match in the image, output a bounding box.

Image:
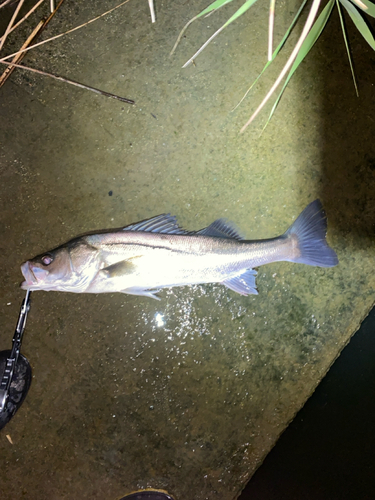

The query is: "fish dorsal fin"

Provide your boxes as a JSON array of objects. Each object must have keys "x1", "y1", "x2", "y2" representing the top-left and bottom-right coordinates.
[
  {"x1": 123, "y1": 215, "x2": 244, "y2": 239},
  {"x1": 197, "y1": 218, "x2": 244, "y2": 240},
  {"x1": 123, "y1": 214, "x2": 189, "y2": 235}
]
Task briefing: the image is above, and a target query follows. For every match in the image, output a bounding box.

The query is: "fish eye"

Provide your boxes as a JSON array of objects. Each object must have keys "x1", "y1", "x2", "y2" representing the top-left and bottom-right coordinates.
[{"x1": 41, "y1": 254, "x2": 54, "y2": 266}]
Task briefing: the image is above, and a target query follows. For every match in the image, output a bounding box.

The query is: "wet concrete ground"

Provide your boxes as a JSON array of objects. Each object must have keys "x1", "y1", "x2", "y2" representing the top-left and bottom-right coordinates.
[{"x1": 0, "y1": 1, "x2": 374, "y2": 499}]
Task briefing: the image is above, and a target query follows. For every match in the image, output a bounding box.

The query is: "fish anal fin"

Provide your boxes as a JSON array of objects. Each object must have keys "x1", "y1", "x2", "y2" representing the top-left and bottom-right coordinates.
[{"x1": 222, "y1": 269, "x2": 258, "y2": 296}]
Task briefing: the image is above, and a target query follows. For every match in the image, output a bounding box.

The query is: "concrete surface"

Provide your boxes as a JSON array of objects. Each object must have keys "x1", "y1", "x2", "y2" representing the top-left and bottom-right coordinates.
[{"x1": 0, "y1": 1, "x2": 374, "y2": 499}]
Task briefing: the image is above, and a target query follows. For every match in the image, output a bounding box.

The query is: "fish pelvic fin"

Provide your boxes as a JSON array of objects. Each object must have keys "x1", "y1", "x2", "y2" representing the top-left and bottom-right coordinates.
[{"x1": 285, "y1": 199, "x2": 338, "y2": 268}]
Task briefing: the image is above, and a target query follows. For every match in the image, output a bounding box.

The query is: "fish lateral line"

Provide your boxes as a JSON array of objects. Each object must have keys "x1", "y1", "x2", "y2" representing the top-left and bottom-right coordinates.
[{"x1": 20, "y1": 199, "x2": 338, "y2": 298}]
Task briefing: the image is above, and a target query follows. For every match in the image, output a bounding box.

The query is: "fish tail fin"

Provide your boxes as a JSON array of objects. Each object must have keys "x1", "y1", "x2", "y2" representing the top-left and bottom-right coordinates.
[{"x1": 284, "y1": 199, "x2": 338, "y2": 267}]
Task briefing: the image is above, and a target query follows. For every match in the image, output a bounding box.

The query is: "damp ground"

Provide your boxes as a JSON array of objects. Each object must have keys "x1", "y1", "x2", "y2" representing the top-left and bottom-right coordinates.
[{"x1": 0, "y1": 1, "x2": 374, "y2": 499}]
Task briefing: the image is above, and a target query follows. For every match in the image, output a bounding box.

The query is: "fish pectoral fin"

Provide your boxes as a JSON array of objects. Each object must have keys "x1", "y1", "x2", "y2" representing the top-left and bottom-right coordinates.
[
  {"x1": 120, "y1": 287, "x2": 162, "y2": 300},
  {"x1": 222, "y1": 269, "x2": 258, "y2": 296},
  {"x1": 101, "y1": 258, "x2": 139, "y2": 278}
]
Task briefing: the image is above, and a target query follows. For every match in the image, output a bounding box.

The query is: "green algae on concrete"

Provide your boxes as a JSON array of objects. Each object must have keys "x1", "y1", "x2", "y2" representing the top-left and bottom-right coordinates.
[{"x1": 0, "y1": 1, "x2": 374, "y2": 499}]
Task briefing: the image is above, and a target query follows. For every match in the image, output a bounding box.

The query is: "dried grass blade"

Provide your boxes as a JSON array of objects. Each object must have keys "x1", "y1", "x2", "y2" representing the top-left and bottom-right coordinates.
[
  {"x1": 0, "y1": 0, "x2": 131, "y2": 63},
  {"x1": 148, "y1": 0, "x2": 155, "y2": 23},
  {"x1": 170, "y1": 16, "x2": 198, "y2": 56},
  {"x1": 0, "y1": 0, "x2": 46, "y2": 44},
  {"x1": 0, "y1": 0, "x2": 25, "y2": 51},
  {"x1": 0, "y1": 19, "x2": 44, "y2": 87},
  {"x1": 0, "y1": 0, "x2": 13, "y2": 9},
  {"x1": 182, "y1": 24, "x2": 226, "y2": 67},
  {"x1": 0, "y1": 60, "x2": 135, "y2": 103},
  {"x1": 268, "y1": 0, "x2": 276, "y2": 61}
]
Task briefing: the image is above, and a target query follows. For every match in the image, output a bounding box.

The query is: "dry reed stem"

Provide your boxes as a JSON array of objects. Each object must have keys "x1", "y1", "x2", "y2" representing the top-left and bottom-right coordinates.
[
  {"x1": 0, "y1": 0, "x2": 65, "y2": 86},
  {"x1": 40, "y1": 0, "x2": 65, "y2": 29},
  {"x1": 0, "y1": 19, "x2": 44, "y2": 87},
  {"x1": 0, "y1": 0, "x2": 45, "y2": 43},
  {"x1": 148, "y1": 0, "x2": 155, "y2": 22},
  {"x1": 170, "y1": 16, "x2": 198, "y2": 56},
  {"x1": 0, "y1": 60, "x2": 135, "y2": 104},
  {"x1": 0, "y1": 0, "x2": 25, "y2": 51},
  {"x1": 0, "y1": 0, "x2": 46, "y2": 44},
  {"x1": 0, "y1": 0, "x2": 14, "y2": 9},
  {"x1": 268, "y1": 0, "x2": 275, "y2": 61},
  {"x1": 0, "y1": 0, "x2": 131, "y2": 63}
]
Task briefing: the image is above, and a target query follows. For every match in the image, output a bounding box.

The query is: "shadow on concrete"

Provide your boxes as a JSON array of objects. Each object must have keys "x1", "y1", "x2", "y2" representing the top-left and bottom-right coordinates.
[
  {"x1": 319, "y1": 11, "x2": 375, "y2": 243},
  {"x1": 239, "y1": 9, "x2": 375, "y2": 500}
]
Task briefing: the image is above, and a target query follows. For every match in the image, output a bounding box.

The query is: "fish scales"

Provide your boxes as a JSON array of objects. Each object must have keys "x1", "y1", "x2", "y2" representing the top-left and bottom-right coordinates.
[
  {"x1": 20, "y1": 200, "x2": 338, "y2": 299},
  {"x1": 87, "y1": 232, "x2": 294, "y2": 266}
]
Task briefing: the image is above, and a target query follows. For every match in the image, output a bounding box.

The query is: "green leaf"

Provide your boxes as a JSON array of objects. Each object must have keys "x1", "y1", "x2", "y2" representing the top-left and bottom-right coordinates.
[
  {"x1": 196, "y1": 0, "x2": 235, "y2": 19},
  {"x1": 170, "y1": 0, "x2": 235, "y2": 56},
  {"x1": 234, "y1": 0, "x2": 309, "y2": 108},
  {"x1": 265, "y1": 0, "x2": 335, "y2": 125},
  {"x1": 221, "y1": 0, "x2": 259, "y2": 27},
  {"x1": 349, "y1": 0, "x2": 375, "y2": 18},
  {"x1": 269, "y1": 0, "x2": 310, "y2": 61},
  {"x1": 183, "y1": 0, "x2": 259, "y2": 67},
  {"x1": 337, "y1": 0, "x2": 358, "y2": 96},
  {"x1": 340, "y1": 0, "x2": 375, "y2": 49}
]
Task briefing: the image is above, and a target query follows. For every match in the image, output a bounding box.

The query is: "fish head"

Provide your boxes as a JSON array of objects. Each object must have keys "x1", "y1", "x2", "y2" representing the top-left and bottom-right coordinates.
[
  {"x1": 21, "y1": 245, "x2": 74, "y2": 291},
  {"x1": 20, "y1": 239, "x2": 98, "y2": 292}
]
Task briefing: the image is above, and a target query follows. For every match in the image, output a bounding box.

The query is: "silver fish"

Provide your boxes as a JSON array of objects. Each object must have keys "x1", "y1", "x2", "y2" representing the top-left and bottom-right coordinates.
[{"x1": 20, "y1": 199, "x2": 338, "y2": 300}]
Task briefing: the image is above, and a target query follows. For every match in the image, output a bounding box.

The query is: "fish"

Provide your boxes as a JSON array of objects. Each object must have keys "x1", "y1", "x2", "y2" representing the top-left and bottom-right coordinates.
[{"x1": 20, "y1": 199, "x2": 338, "y2": 300}]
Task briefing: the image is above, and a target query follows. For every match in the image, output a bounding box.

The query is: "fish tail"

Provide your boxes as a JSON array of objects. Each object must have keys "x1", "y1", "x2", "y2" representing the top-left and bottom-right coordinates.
[{"x1": 284, "y1": 199, "x2": 338, "y2": 267}]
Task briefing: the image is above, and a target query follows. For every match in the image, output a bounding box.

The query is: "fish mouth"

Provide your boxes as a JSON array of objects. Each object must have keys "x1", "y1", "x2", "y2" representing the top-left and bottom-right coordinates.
[{"x1": 20, "y1": 261, "x2": 39, "y2": 290}]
